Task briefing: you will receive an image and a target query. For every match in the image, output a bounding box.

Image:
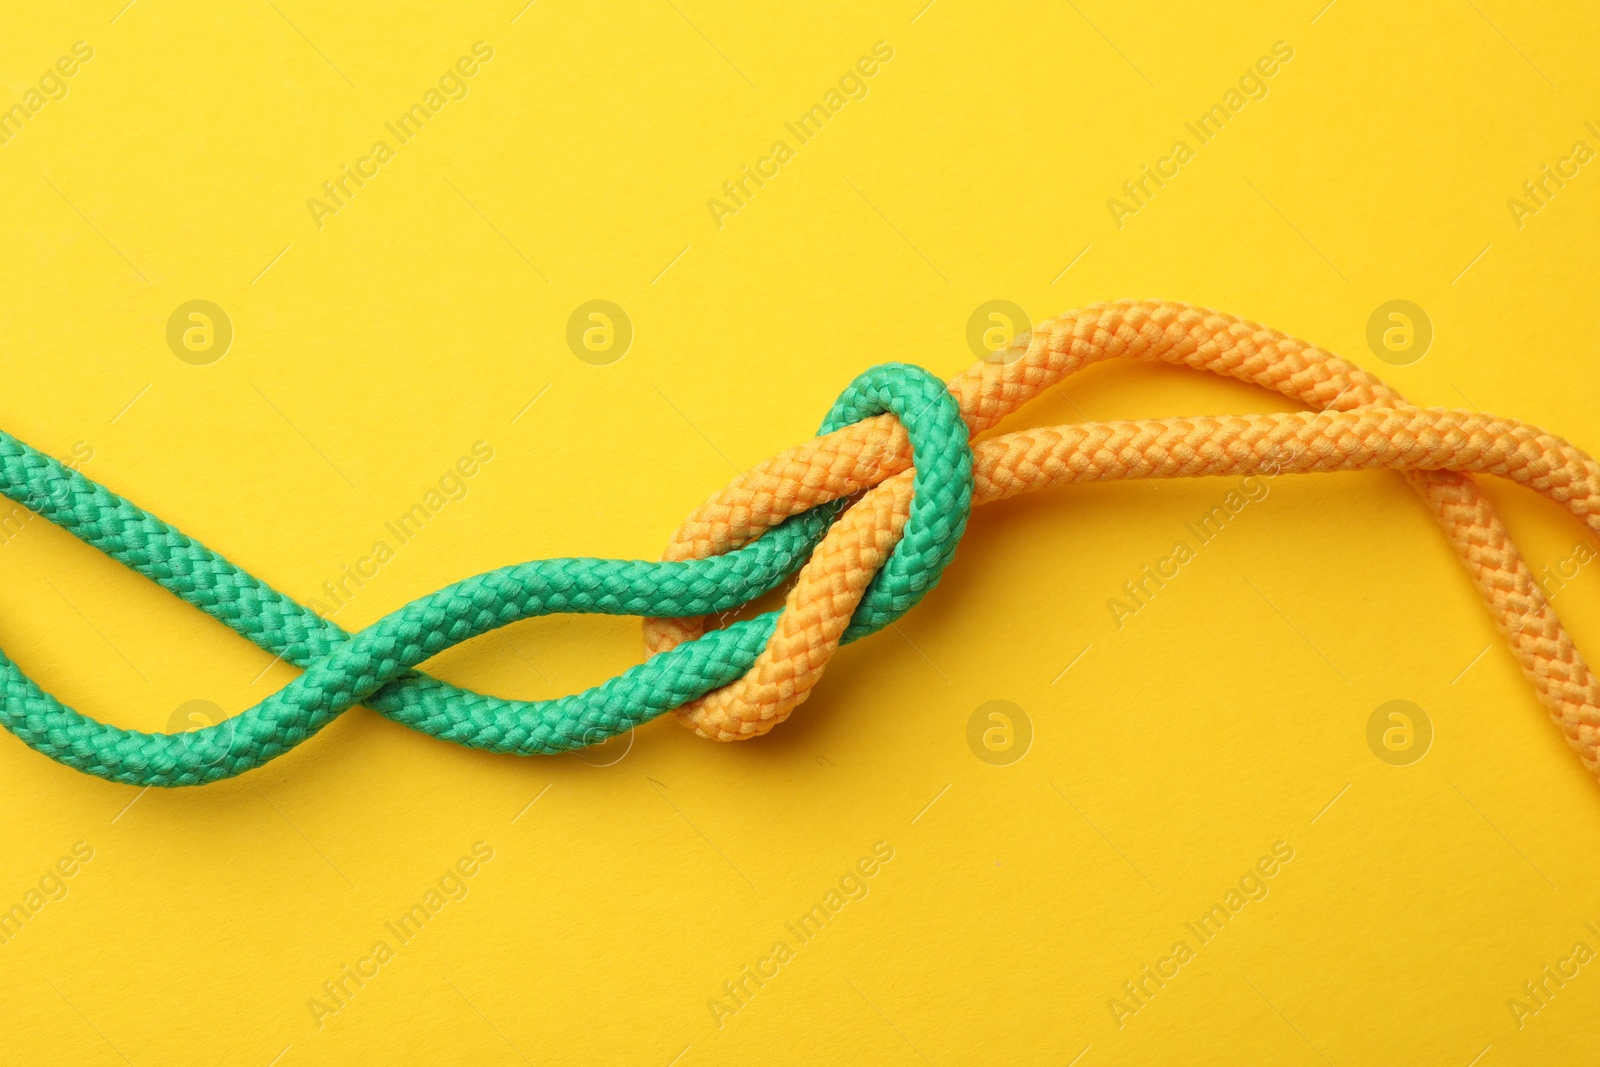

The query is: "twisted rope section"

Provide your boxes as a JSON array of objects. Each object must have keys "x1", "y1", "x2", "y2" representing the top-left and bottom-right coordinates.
[
  {"x1": 0, "y1": 300, "x2": 1596, "y2": 787},
  {"x1": 0, "y1": 364, "x2": 971, "y2": 786}
]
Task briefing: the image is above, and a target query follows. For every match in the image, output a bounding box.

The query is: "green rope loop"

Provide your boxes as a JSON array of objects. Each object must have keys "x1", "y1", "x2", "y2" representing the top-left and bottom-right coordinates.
[{"x1": 0, "y1": 363, "x2": 973, "y2": 786}]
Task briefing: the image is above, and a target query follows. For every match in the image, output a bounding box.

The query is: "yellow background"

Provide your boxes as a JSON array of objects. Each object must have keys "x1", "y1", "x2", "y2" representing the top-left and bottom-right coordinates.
[{"x1": 0, "y1": 0, "x2": 1597, "y2": 1063}]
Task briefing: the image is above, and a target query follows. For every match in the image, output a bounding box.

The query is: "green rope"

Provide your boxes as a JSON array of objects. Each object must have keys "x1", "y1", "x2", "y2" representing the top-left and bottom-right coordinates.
[{"x1": 0, "y1": 364, "x2": 972, "y2": 786}]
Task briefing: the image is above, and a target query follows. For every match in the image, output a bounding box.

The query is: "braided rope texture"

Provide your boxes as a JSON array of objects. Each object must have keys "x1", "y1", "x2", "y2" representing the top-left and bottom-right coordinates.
[{"x1": 4, "y1": 300, "x2": 1599, "y2": 787}]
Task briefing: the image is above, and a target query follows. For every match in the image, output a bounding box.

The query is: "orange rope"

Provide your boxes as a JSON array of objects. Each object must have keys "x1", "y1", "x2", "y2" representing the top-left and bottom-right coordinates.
[{"x1": 644, "y1": 301, "x2": 1600, "y2": 777}]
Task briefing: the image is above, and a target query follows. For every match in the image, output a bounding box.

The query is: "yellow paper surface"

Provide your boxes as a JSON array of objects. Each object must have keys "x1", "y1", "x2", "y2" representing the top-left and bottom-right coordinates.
[{"x1": 1, "y1": 2, "x2": 1598, "y2": 1063}]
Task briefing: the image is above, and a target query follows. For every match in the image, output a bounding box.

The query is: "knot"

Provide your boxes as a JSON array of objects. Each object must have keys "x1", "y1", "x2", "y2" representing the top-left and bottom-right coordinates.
[
  {"x1": 2, "y1": 300, "x2": 1600, "y2": 789},
  {"x1": 647, "y1": 361, "x2": 973, "y2": 740}
]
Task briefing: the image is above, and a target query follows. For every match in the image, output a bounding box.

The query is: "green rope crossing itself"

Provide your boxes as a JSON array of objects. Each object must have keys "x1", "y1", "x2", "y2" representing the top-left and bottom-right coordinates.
[{"x1": 0, "y1": 365, "x2": 972, "y2": 787}]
